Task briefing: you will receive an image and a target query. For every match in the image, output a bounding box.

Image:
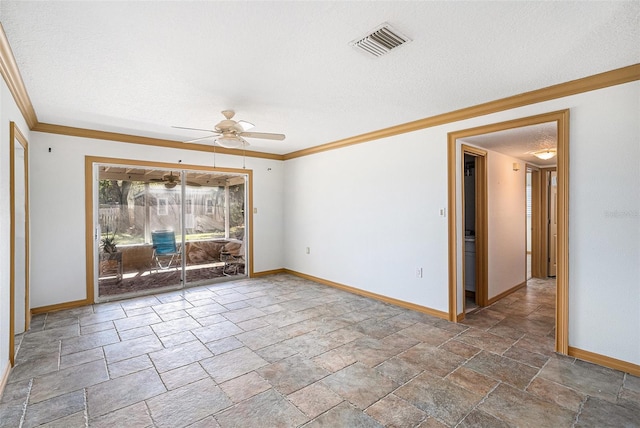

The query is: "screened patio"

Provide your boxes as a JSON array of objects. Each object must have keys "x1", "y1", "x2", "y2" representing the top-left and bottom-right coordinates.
[{"x1": 97, "y1": 165, "x2": 247, "y2": 298}]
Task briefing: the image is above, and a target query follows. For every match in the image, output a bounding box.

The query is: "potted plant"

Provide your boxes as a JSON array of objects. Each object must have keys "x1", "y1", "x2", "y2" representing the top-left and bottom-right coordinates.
[
  {"x1": 101, "y1": 229, "x2": 118, "y2": 254},
  {"x1": 99, "y1": 228, "x2": 122, "y2": 280}
]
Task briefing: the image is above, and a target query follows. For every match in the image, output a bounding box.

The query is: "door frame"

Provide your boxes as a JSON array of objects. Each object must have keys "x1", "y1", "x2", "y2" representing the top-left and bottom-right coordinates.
[
  {"x1": 529, "y1": 166, "x2": 558, "y2": 279},
  {"x1": 540, "y1": 168, "x2": 558, "y2": 278},
  {"x1": 461, "y1": 145, "x2": 488, "y2": 312},
  {"x1": 9, "y1": 122, "x2": 30, "y2": 366},
  {"x1": 447, "y1": 109, "x2": 569, "y2": 354},
  {"x1": 84, "y1": 156, "x2": 254, "y2": 304},
  {"x1": 528, "y1": 165, "x2": 543, "y2": 278}
]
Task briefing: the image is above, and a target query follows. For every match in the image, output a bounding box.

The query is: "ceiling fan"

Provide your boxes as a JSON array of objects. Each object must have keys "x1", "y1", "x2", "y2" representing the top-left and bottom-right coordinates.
[
  {"x1": 150, "y1": 172, "x2": 201, "y2": 189},
  {"x1": 173, "y1": 110, "x2": 285, "y2": 148}
]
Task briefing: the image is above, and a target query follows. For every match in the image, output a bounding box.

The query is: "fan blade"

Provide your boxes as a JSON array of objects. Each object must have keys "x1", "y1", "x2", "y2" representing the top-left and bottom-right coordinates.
[
  {"x1": 172, "y1": 125, "x2": 217, "y2": 132},
  {"x1": 239, "y1": 131, "x2": 285, "y2": 141},
  {"x1": 184, "y1": 135, "x2": 217, "y2": 144},
  {"x1": 149, "y1": 178, "x2": 164, "y2": 182},
  {"x1": 237, "y1": 120, "x2": 255, "y2": 131}
]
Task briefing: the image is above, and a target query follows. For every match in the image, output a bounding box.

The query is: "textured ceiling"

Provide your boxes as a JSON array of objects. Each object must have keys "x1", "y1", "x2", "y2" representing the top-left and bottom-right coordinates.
[
  {"x1": 0, "y1": 1, "x2": 638, "y2": 155},
  {"x1": 460, "y1": 122, "x2": 558, "y2": 167}
]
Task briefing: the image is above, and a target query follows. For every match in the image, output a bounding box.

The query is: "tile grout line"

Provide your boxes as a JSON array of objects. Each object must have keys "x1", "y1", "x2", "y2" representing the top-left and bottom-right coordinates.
[
  {"x1": 523, "y1": 363, "x2": 545, "y2": 393},
  {"x1": 82, "y1": 387, "x2": 89, "y2": 428},
  {"x1": 571, "y1": 395, "x2": 588, "y2": 427},
  {"x1": 499, "y1": 332, "x2": 526, "y2": 358},
  {"x1": 617, "y1": 373, "x2": 627, "y2": 401},
  {"x1": 57, "y1": 340, "x2": 62, "y2": 371},
  {"x1": 523, "y1": 351, "x2": 555, "y2": 391},
  {"x1": 17, "y1": 378, "x2": 33, "y2": 428},
  {"x1": 101, "y1": 344, "x2": 114, "y2": 381},
  {"x1": 454, "y1": 380, "x2": 503, "y2": 428},
  {"x1": 143, "y1": 397, "x2": 158, "y2": 427}
]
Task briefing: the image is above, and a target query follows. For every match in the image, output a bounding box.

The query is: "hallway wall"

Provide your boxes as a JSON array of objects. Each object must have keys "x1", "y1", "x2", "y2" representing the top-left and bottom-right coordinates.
[{"x1": 486, "y1": 150, "x2": 526, "y2": 299}]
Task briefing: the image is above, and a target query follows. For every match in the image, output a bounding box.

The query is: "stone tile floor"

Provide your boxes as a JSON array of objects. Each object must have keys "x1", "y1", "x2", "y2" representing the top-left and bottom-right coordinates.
[{"x1": 1, "y1": 275, "x2": 638, "y2": 427}]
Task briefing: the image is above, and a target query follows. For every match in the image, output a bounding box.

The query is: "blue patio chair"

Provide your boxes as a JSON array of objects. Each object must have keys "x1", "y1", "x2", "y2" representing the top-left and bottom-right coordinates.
[{"x1": 152, "y1": 230, "x2": 181, "y2": 269}]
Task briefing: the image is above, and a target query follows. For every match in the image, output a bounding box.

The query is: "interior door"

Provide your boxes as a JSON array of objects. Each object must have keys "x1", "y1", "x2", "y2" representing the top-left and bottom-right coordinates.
[{"x1": 548, "y1": 171, "x2": 558, "y2": 277}]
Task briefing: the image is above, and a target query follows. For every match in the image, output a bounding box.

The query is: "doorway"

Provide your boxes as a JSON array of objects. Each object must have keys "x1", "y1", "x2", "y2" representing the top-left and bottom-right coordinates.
[
  {"x1": 447, "y1": 110, "x2": 569, "y2": 353},
  {"x1": 88, "y1": 158, "x2": 252, "y2": 302},
  {"x1": 526, "y1": 168, "x2": 534, "y2": 280},
  {"x1": 9, "y1": 122, "x2": 30, "y2": 366},
  {"x1": 529, "y1": 167, "x2": 557, "y2": 279},
  {"x1": 461, "y1": 146, "x2": 487, "y2": 314}
]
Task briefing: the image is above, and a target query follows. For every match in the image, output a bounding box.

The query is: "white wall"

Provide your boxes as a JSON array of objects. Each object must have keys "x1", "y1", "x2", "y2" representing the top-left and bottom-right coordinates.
[
  {"x1": 28, "y1": 133, "x2": 284, "y2": 308},
  {"x1": 284, "y1": 81, "x2": 640, "y2": 366},
  {"x1": 284, "y1": 132, "x2": 450, "y2": 312},
  {"x1": 564, "y1": 83, "x2": 640, "y2": 364},
  {"x1": 0, "y1": 78, "x2": 31, "y2": 380},
  {"x1": 486, "y1": 150, "x2": 526, "y2": 298}
]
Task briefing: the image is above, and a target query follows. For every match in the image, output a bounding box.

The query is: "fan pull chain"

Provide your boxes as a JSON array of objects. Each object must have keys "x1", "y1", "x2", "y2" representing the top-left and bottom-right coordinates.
[
  {"x1": 242, "y1": 145, "x2": 246, "y2": 169},
  {"x1": 213, "y1": 143, "x2": 217, "y2": 168}
]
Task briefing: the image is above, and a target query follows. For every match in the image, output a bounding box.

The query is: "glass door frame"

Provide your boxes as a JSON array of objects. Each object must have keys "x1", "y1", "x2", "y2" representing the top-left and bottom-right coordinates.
[{"x1": 85, "y1": 156, "x2": 253, "y2": 303}]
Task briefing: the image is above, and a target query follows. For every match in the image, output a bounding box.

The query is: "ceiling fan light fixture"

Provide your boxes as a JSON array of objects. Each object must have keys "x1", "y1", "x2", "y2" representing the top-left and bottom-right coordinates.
[
  {"x1": 215, "y1": 135, "x2": 244, "y2": 149},
  {"x1": 533, "y1": 148, "x2": 557, "y2": 160},
  {"x1": 236, "y1": 120, "x2": 255, "y2": 131},
  {"x1": 176, "y1": 110, "x2": 284, "y2": 146}
]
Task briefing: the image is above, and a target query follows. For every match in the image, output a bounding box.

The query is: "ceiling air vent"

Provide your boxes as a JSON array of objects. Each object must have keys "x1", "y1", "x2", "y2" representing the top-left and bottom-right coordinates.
[{"x1": 350, "y1": 23, "x2": 412, "y2": 58}]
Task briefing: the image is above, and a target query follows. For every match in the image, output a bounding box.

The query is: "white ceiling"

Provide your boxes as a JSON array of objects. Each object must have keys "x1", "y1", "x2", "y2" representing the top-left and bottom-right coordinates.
[
  {"x1": 1, "y1": 1, "x2": 638, "y2": 155},
  {"x1": 460, "y1": 122, "x2": 558, "y2": 167}
]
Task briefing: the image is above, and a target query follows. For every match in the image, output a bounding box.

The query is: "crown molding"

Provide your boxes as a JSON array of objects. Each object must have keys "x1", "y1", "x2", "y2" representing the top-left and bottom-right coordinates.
[
  {"x1": 33, "y1": 122, "x2": 285, "y2": 161},
  {"x1": 0, "y1": 24, "x2": 38, "y2": 129},
  {"x1": 284, "y1": 63, "x2": 640, "y2": 160}
]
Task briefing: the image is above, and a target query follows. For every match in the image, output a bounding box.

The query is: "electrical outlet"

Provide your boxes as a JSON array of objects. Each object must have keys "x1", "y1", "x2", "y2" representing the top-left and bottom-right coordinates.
[
  {"x1": 306, "y1": 247, "x2": 310, "y2": 254},
  {"x1": 416, "y1": 267, "x2": 423, "y2": 278}
]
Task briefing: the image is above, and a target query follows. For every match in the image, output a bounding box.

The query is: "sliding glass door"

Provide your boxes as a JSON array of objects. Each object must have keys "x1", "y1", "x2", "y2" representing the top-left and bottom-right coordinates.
[{"x1": 96, "y1": 164, "x2": 247, "y2": 300}]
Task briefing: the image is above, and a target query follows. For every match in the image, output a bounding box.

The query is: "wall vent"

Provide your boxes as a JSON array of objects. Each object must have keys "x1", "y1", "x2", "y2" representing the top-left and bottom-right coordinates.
[{"x1": 350, "y1": 23, "x2": 412, "y2": 57}]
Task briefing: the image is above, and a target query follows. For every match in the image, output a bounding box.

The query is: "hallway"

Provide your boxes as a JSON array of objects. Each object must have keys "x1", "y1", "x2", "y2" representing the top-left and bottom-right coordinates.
[{"x1": 1, "y1": 275, "x2": 638, "y2": 427}]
